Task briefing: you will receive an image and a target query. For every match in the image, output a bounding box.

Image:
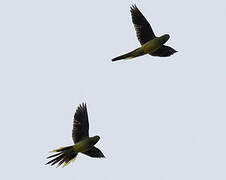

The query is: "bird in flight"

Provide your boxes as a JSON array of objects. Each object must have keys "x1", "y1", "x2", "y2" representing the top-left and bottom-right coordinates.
[
  {"x1": 112, "y1": 5, "x2": 177, "y2": 62},
  {"x1": 46, "y1": 103, "x2": 105, "y2": 167}
]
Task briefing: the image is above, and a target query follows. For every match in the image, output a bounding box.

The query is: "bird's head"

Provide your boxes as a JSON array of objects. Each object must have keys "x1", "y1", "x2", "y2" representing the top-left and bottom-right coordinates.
[
  {"x1": 88, "y1": 135, "x2": 100, "y2": 146},
  {"x1": 158, "y1": 34, "x2": 170, "y2": 44}
]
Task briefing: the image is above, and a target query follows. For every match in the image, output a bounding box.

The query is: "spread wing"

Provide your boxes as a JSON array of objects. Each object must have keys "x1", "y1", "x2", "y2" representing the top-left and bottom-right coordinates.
[
  {"x1": 150, "y1": 45, "x2": 177, "y2": 57},
  {"x1": 130, "y1": 4, "x2": 156, "y2": 45},
  {"x1": 72, "y1": 103, "x2": 89, "y2": 144},
  {"x1": 82, "y1": 147, "x2": 105, "y2": 158}
]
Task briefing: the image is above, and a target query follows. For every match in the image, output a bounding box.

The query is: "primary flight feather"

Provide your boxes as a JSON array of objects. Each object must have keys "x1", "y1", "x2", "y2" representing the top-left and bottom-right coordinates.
[
  {"x1": 112, "y1": 5, "x2": 177, "y2": 61},
  {"x1": 46, "y1": 103, "x2": 105, "y2": 167}
]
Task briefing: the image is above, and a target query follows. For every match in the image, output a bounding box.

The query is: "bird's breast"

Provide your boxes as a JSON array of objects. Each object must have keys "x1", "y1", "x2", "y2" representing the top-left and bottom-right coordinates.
[
  {"x1": 142, "y1": 38, "x2": 164, "y2": 54},
  {"x1": 73, "y1": 138, "x2": 94, "y2": 153}
]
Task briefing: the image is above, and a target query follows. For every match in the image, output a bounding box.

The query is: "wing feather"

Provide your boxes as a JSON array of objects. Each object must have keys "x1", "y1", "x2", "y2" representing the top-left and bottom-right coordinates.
[
  {"x1": 150, "y1": 45, "x2": 177, "y2": 57},
  {"x1": 82, "y1": 147, "x2": 105, "y2": 158},
  {"x1": 72, "y1": 103, "x2": 89, "y2": 143},
  {"x1": 130, "y1": 5, "x2": 156, "y2": 45}
]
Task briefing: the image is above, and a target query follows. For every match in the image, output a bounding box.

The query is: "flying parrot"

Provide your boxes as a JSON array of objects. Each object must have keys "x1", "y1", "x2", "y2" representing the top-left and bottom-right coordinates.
[
  {"x1": 112, "y1": 5, "x2": 177, "y2": 61},
  {"x1": 46, "y1": 103, "x2": 105, "y2": 167}
]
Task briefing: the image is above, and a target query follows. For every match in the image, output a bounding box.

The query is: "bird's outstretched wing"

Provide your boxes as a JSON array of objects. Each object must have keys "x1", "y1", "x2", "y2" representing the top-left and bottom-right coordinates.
[
  {"x1": 83, "y1": 147, "x2": 105, "y2": 158},
  {"x1": 130, "y1": 4, "x2": 156, "y2": 45},
  {"x1": 150, "y1": 45, "x2": 177, "y2": 57},
  {"x1": 72, "y1": 103, "x2": 89, "y2": 143}
]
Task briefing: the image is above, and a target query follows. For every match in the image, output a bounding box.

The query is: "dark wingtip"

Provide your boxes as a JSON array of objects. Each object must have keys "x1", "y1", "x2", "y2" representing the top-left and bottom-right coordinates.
[
  {"x1": 79, "y1": 102, "x2": 86, "y2": 107},
  {"x1": 77, "y1": 102, "x2": 87, "y2": 113},
  {"x1": 130, "y1": 4, "x2": 138, "y2": 12},
  {"x1": 173, "y1": 49, "x2": 178, "y2": 54},
  {"x1": 130, "y1": 4, "x2": 137, "y2": 9},
  {"x1": 168, "y1": 48, "x2": 178, "y2": 56},
  {"x1": 170, "y1": 50, "x2": 178, "y2": 56},
  {"x1": 97, "y1": 153, "x2": 106, "y2": 158}
]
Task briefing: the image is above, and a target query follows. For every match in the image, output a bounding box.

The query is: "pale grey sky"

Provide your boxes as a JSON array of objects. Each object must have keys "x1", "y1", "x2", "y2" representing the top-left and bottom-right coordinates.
[{"x1": 0, "y1": 0, "x2": 226, "y2": 179}]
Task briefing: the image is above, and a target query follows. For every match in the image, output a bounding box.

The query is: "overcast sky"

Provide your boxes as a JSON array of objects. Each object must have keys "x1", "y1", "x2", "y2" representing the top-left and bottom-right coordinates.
[{"x1": 1, "y1": 0, "x2": 226, "y2": 179}]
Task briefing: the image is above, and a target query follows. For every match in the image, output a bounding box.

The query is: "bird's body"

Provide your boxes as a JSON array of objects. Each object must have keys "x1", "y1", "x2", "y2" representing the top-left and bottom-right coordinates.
[
  {"x1": 52, "y1": 136, "x2": 99, "y2": 154},
  {"x1": 142, "y1": 34, "x2": 170, "y2": 54},
  {"x1": 46, "y1": 103, "x2": 105, "y2": 167},
  {"x1": 71, "y1": 136, "x2": 100, "y2": 153},
  {"x1": 112, "y1": 34, "x2": 170, "y2": 61},
  {"x1": 112, "y1": 5, "x2": 177, "y2": 62}
]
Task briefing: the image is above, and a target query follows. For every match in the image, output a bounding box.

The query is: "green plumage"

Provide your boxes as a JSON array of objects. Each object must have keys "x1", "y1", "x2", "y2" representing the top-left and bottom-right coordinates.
[
  {"x1": 112, "y1": 5, "x2": 177, "y2": 62},
  {"x1": 112, "y1": 34, "x2": 170, "y2": 61},
  {"x1": 46, "y1": 103, "x2": 105, "y2": 167}
]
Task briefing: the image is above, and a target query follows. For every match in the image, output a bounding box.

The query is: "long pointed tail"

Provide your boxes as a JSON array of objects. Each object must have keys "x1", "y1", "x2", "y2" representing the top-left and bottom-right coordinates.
[
  {"x1": 112, "y1": 47, "x2": 144, "y2": 62},
  {"x1": 46, "y1": 145, "x2": 78, "y2": 167}
]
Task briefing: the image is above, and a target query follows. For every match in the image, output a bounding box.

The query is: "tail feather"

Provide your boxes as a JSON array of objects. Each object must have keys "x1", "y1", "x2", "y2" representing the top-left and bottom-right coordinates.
[
  {"x1": 47, "y1": 152, "x2": 62, "y2": 159},
  {"x1": 112, "y1": 51, "x2": 135, "y2": 61},
  {"x1": 46, "y1": 154, "x2": 65, "y2": 166},
  {"x1": 46, "y1": 145, "x2": 78, "y2": 167},
  {"x1": 50, "y1": 146, "x2": 72, "y2": 152},
  {"x1": 112, "y1": 48, "x2": 144, "y2": 61},
  {"x1": 61, "y1": 156, "x2": 77, "y2": 168}
]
